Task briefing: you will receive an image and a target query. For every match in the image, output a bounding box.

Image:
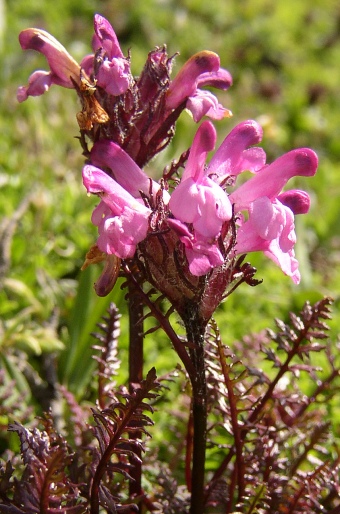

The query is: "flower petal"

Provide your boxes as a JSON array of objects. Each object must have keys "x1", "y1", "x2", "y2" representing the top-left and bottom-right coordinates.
[
  {"x1": 18, "y1": 28, "x2": 80, "y2": 91},
  {"x1": 90, "y1": 141, "x2": 163, "y2": 199},
  {"x1": 83, "y1": 165, "x2": 151, "y2": 259},
  {"x1": 185, "y1": 239, "x2": 224, "y2": 276},
  {"x1": 229, "y1": 148, "x2": 318, "y2": 212},
  {"x1": 186, "y1": 89, "x2": 232, "y2": 122},
  {"x1": 182, "y1": 120, "x2": 216, "y2": 182},
  {"x1": 197, "y1": 67, "x2": 233, "y2": 90},
  {"x1": 207, "y1": 120, "x2": 265, "y2": 181},
  {"x1": 166, "y1": 51, "x2": 220, "y2": 110},
  {"x1": 95, "y1": 58, "x2": 130, "y2": 95},
  {"x1": 278, "y1": 190, "x2": 311, "y2": 214},
  {"x1": 17, "y1": 70, "x2": 53, "y2": 102},
  {"x1": 93, "y1": 14, "x2": 124, "y2": 59}
]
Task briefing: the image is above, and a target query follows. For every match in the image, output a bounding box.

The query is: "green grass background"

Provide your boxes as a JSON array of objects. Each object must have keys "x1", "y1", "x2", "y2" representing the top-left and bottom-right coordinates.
[{"x1": 1, "y1": 0, "x2": 340, "y2": 421}]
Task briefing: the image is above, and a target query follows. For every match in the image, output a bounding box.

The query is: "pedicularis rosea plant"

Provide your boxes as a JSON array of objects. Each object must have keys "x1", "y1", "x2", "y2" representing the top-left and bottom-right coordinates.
[{"x1": 1, "y1": 13, "x2": 340, "y2": 514}]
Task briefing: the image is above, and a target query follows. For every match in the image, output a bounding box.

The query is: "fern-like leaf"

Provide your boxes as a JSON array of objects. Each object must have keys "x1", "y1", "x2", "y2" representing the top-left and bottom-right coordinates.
[
  {"x1": 89, "y1": 367, "x2": 161, "y2": 513},
  {"x1": 3, "y1": 419, "x2": 86, "y2": 513}
]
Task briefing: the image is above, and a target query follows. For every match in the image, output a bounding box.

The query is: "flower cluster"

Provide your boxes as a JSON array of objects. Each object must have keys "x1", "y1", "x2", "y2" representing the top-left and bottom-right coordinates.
[{"x1": 18, "y1": 14, "x2": 318, "y2": 308}]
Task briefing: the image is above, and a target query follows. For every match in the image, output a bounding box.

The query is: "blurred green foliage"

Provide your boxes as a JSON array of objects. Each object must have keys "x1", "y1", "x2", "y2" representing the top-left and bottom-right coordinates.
[{"x1": 0, "y1": 0, "x2": 339, "y2": 414}]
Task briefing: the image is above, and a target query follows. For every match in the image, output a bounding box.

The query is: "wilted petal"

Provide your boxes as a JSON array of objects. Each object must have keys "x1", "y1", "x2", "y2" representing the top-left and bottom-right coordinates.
[{"x1": 94, "y1": 254, "x2": 121, "y2": 297}]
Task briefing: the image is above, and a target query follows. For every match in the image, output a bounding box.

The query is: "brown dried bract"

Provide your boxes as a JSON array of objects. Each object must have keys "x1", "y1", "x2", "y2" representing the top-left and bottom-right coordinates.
[{"x1": 76, "y1": 73, "x2": 109, "y2": 130}]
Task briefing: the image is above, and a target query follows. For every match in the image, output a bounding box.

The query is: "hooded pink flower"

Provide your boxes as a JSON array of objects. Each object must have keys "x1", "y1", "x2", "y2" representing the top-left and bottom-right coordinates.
[
  {"x1": 228, "y1": 146, "x2": 318, "y2": 283},
  {"x1": 80, "y1": 14, "x2": 131, "y2": 96},
  {"x1": 82, "y1": 165, "x2": 151, "y2": 259},
  {"x1": 168, "y1": 120, "x2": 267, "y2": 276},
  {"x1": 166, "y1": 51, "x2": 232, "y2": 122},
  {"x1": 17, "y1": 29, "x2": 81, "y2": 102},
  {"x1": 169, "y1": 119, "x2": 317, "y2": 282}
]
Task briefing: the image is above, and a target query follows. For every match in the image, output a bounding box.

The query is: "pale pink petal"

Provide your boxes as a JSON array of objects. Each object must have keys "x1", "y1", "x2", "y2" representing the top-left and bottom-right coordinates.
[
  {"x1": 186, "y1": 90, "x2": 231, "y2": 122},
  {"x1": 17, "y1": 71, "x2": 53, "y2": 102},
  {"x1": 95, "y1": 58, "x2": 130, "y2": 95},
  {"x1": 185, "y1": 239, "x2": 224, "y2": 276},
  {"x1": 83, "y1": 165, "x2": 151, "y2": 260},
  {"x1": 264, "y1": 242, "x2": 301, "y2": 284}
]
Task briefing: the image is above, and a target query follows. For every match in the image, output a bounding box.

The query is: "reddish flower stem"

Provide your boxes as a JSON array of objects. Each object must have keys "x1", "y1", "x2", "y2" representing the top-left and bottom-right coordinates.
[{"x1": 185, "y1": 314, "x2": 207, "y2": 514}]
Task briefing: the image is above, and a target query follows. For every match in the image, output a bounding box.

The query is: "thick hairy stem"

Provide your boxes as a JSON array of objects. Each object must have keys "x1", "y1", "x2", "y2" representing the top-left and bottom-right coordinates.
[
  {"x1": 185, "y1": 313, "x2": 207, "y2": 514},
  {"x1": 128, "y1": 285, "x2": 144, "y2": 501}
]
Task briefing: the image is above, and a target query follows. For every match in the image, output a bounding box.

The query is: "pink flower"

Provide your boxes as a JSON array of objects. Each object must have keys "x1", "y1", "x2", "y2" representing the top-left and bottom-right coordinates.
[
  {"x1": 184, "y1": 236, "x2": 225, "y2": 276},
  {"x1": 168, "y1": 120, "x2": 267, "y2": 276},
  {"x1": 229, "y1": 147, "x2": 318, "y2": 283},
  {"x1": 17, "y1": 29, "x2": 81, "y2": 102},
  {"x1": 169, "y1": 121, "x2": 232, "y2": 237},
  {"x1": 170, "y1": 119, "x2": 318, "y2": 282},
  {"x1": 166, "y1": 51, "x2": 232, "y2": 122},
  {"x1": 81, "y1": 14, "x2": 130, "y2": 96},
  {"x1": 82, "y1": 165, "x2": 151, "y2": 259}
]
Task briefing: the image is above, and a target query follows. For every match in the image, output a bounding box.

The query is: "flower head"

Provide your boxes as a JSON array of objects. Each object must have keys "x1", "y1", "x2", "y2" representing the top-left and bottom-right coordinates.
[
  {"x1": 168, "y1": 121, "x2": 232, "y2": 274},
  {"x1": 169, "y1": 119, "x2": 317, "y2": 282},
  {"x1": 18, "y1": 16, "x2": 232, "y2": 167},
  {"x1": 167, "y1": 120, "x2": 267, "y2": 276}
]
